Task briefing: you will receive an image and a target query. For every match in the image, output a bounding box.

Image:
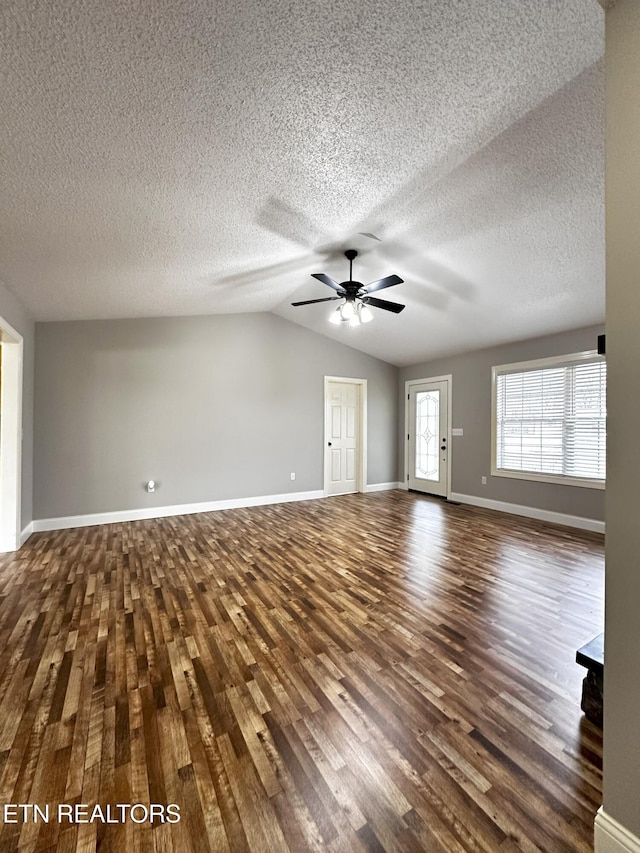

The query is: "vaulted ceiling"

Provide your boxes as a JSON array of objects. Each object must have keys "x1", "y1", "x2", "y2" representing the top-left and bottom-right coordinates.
[{"x1": 0, "y1": 0, "x2": 604, "y2": 366}]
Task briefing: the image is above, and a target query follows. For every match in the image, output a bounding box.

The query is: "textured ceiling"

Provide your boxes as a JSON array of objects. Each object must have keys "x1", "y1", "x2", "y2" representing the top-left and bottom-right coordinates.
[{"x1": 0, "y1": 0, "x2": 604, "y2": 366}]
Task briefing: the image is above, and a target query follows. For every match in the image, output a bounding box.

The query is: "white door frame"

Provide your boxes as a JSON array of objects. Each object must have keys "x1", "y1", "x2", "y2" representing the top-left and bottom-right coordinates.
[
  {"x1": 324, "y1": 376, "x2": 367, "y2": 495},
  {"x1": 0, "y1": 315, "x2": 23, "y2": 552},
  {"x1": 404, "y1": 374, "x2": 452, "y2": 499}
]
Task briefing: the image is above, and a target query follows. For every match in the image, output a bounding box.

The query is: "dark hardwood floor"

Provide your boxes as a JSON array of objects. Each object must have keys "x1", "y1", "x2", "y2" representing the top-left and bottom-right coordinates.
[{"x1": 0, "y1": 491, "x2": 604, "y2": 852}]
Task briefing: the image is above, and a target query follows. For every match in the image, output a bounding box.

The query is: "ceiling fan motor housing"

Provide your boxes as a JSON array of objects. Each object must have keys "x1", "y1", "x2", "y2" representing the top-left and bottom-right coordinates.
[{"x1": 342, "y1": 283, "x2": 363, "y2": 298}]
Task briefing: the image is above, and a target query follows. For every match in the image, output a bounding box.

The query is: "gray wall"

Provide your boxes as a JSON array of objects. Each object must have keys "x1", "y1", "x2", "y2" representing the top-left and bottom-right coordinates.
[
  {"x1": 603, "y1": 0, "x2": 640, "y2": 839},
  {"x1": 399, "y1": 324, "x2": 605, "y2": 521},
  {"x1": 0, "y1": 279, "x2": 34, "y2": 530},
  {"x1": 34, "y1": 313, "x2": 398, "y2": 519}
]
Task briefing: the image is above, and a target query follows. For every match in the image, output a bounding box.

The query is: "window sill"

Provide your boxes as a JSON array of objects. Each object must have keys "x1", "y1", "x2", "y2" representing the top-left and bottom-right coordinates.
[{"x1": 491, "y1": 469, "x2": 605, "y2": 490}]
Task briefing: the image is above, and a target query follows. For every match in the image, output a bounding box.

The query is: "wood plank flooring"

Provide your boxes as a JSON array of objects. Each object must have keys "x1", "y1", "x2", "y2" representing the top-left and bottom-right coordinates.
[{"x1": 0, "y1": 491, "x2": 604, "y2": 852}]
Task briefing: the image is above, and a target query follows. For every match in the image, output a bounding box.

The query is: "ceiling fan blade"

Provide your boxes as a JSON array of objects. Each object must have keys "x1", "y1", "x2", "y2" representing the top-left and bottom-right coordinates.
[
  {"x1": 311, "y1": 273, "x2": 344, "y2": 292},
  {"x1": 291, "y1": 296, "x2": 341, "y2": 307},
  {"x1": 363, "y1": 296, "x2": 405, "y2": 314},
  {"x1": 361, "y1": 274, "x2": 403, "y2": 294}
]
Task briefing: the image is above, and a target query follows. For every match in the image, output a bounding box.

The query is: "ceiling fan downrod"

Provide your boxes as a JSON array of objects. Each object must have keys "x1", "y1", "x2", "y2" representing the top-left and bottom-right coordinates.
[{"x1": 345, "y1": 249, "x2": 357, "y2": 285}]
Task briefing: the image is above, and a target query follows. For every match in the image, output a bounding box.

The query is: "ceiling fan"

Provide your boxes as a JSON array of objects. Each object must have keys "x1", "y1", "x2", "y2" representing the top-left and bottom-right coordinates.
[{"x1": 291, "y1": 249, "x2": 405, "y2": 326}]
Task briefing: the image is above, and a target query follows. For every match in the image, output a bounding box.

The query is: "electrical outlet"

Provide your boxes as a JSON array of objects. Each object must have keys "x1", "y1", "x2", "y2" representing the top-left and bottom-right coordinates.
[
  {"x1": 290, "y1": 472, "x2": 296, "y2": 481},
  {"x1": 481, "y1": 476, "x2": 487, "y2": 485}
]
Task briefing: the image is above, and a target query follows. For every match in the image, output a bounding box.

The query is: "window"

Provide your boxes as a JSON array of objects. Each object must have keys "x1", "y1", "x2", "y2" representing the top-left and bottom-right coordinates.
[{"x1": 492, "y1": 351, "x2": 606, "y2": 489}]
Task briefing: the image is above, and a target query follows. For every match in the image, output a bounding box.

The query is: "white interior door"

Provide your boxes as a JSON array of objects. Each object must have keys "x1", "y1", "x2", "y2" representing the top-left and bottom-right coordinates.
[
  {"x1": 325, "y1": 381, "x2": 360, "y2": 496},
  {"x1": 408, "y1": 379, "x2": 449, "y2": 497},
  {"x1": 0, "y1": 320, "x2": 23, "y2": 552}
]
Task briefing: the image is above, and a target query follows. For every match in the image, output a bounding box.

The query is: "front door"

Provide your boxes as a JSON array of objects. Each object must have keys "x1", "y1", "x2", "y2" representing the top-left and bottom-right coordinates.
[
  {"x1": 325, "y1": 381, "x2": 360, "y2": 496},
  {"x1": 408, "y1": 379, "x2": 449, "y2": 497}
]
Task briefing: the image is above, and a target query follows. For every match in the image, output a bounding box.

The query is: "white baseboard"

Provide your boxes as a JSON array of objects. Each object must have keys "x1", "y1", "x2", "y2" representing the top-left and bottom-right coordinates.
[
  {"x1": 20, "y1": 522, "x2": 34, "y2": 546},
  {"x1": 365, "y1": 482, "x2": 404, "y2": 493},
  {"x1": 32, "y1": 489, "x2": 325, "y2": 533},
  {"x1": 0, "y1": 521, "x2": 33, "y2": 552},
  {"x1": 449, "y1": 492, "x2": 605, "y2": 534},
  {"x1": 595, "y1": 808, "x2": 640, "y2": 853},
  {"x1": 28, "y1": 486, "x2": 602, "y2": 537}
]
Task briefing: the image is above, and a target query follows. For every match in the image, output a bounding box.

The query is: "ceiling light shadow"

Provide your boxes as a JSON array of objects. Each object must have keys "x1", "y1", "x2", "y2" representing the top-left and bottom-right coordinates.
[
  {"x1": 211, "y1": 254, "x2": 315, "y2": 288},
  {"x1": 236, "y1": 64, "x2": 601, "y2": 313},
  {"x1": 255, "y1": 198, "x2": 327, "y2": 249}
]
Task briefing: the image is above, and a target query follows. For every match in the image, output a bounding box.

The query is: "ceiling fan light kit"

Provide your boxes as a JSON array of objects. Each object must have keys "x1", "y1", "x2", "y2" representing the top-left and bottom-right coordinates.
[
  {"x1": 357, "y1": 303, "x2": 374, "y2": 324},
  {"x1": 328, "y1": 300, "x2": 375, "y2": 326},
  {"x1": 291, "y1": 249, "x2": 405, "y2": 327}
]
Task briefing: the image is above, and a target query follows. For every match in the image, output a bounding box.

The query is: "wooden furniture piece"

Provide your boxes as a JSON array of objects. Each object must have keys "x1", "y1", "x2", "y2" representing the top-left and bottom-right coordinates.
[{"x1": 576, "y1": 632, "x2": 604, "y2": 727}]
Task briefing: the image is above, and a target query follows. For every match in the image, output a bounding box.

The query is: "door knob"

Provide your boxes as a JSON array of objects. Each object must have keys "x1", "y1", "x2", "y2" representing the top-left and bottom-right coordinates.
[{"x1": 328, "y1": 441, "x2": 332, "y2": 446}]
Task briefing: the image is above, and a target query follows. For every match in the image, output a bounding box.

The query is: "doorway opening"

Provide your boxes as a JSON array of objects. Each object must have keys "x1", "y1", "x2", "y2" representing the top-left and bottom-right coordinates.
[
  {"x1": 324, "y1": 377, "x2": 367, "y2": 496},
  {"x1": 0, "y1": 316, "x2": 23, "y2": 552},
  {"x1": 405, "y1": 375, "x2": 452, "y2": 499}
]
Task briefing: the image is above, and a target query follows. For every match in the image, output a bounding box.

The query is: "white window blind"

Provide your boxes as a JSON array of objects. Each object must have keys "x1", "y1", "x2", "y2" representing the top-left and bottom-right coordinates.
[{"x1": 494, "y1": 354, "x2": 606, "y2": 484}]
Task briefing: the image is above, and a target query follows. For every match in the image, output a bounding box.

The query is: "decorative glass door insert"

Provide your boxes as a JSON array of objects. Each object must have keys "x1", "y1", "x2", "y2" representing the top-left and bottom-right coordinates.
[
  {"x1": 407, "y1": 378, "x2": 449, "y2": 497},
  {"x1": 415, "y1": 390, "x2": 440, "y2": 481}
]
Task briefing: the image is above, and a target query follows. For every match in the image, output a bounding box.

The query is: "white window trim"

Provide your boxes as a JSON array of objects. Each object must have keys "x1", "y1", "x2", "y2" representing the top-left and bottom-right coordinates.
[{"x1": 491, "y1": 350, "x2": 605, "y2": 491}]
